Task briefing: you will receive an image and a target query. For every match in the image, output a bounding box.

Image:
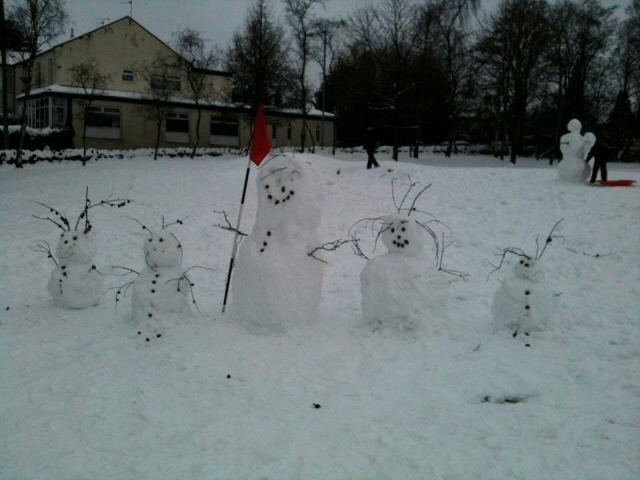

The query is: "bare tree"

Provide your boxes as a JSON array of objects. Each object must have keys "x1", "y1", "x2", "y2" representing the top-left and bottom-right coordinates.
[
  {"x1": 311, "y1": 18, "x2": 345, "y2": 150},
  {"x1": 427, "y1": 0, "x2": 480, "y2": 157},
  {"x1": 348, "y1": 0, "x2": 423, "y2": 161},
  {"x1": 68, "y1": 58, "x2": 111, "y2": 164},
  {"x1": 138, "y1": 55, "x2": 175, "y2": 160},
  {"x1": 283, "y1": 0, "x2": 324, "y2": 152},
  {"x1": 476, "y1": 0, "x2": 551, "y2": 164},
  {"x1": 172, "y1": 28, "x2": 221, "y2": 158},
  {"x1": 226, "y1": 0, "x2": 294, "y2": 110},
  {"x1": 8, "y1": 0, "x2": 67, "y2": 168}
]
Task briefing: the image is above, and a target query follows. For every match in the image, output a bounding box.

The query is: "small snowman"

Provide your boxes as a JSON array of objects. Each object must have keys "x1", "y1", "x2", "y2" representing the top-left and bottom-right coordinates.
[
  {"x1": 490, "y1": 221, "x2": 562, "y2": 337},
  {"x1": 34, "y1": 188, "x2": 130, "y2": 309},
  {"x1": 230, "y1": 153, "x2": 325, "y2": 334},
  {"x1": 558, "y1": 118, "x2": 594, "y2": 183},
  {"x1": 360, "y1": 212, "x2": 450, "y2": 331},
  {"x1": 125, "y1": 218, "x2": 193, "y2": 340}
]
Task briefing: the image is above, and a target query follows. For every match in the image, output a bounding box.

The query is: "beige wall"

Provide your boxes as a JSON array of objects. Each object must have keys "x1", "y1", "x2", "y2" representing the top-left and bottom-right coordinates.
[
  {"x1": 71, "y1": 97, "x2": 335, "y2": 151},
  {"x1": 16, "y1": 17, "x2": 232, "y2": 101}
]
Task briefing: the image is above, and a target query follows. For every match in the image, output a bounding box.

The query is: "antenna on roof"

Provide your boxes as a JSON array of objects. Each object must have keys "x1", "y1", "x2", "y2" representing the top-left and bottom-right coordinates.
[
  {"x1": 96, "y1": 18, "x2": 110, "y2": 26},
  {"x1": 121, "y1": 0, "x2": 133, "y2": 17}
]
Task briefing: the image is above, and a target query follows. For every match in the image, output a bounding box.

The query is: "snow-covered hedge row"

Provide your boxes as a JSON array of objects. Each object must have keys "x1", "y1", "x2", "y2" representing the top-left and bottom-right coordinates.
[
  {"x1": 0, "y1": 147, "x2": 239, "y2": 165},
  {"x1": 0, "y1": 127, "x2": 74, "y2": 152}
]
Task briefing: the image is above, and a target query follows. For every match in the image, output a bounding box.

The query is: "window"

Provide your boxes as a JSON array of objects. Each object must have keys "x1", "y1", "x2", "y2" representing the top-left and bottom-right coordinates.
[
  {"x1": 210, "y1": 118, "x2": 238, "y2": 147},
  {"x1": 122, "y1": 69, "x2": 134, "y2": 82},
  {"x1": 86, "y1": 106, "x2": 121, "y2": 139},
  {"x1": 24, "y1": 97, "x2": 68, "y2": 129},
  {"x1": 150, "y1": 74, "x2": 181, "y2": 92},
  {"x1": 28, "y1": 97, "x2": 49, "y2": 128},
  {"x1": 166, "y1": 112, "x2": 189, "y2": 143}
]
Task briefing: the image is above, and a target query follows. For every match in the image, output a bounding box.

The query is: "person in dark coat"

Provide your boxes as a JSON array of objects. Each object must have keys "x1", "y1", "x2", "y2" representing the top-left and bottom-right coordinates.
[
  {"x1": 364, "y1": 127, "x2": 380, "y2": 169},
  {"x1": 586, "y1": 141, "x2": 610, "y2": 183}
]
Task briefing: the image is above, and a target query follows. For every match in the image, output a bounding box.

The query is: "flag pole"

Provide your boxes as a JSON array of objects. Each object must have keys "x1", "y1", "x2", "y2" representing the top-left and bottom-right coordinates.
[
  {"x1": 221, "y1": 102, "x2": 271, "y2": 313},
  {"x1": 221, "y1": 156, "x2": 252, "y2": 313}
]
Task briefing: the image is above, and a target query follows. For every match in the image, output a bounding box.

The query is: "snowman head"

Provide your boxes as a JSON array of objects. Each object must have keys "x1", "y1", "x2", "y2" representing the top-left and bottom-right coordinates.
[
  {"x1": 143, "y1": 229, "x2": 182, "y2": 269},
  {"x1": 380, "y1": 213, "x2": 425, "y2": 257},
  {"x1": 512, "y1": 256, "x2": 543, "y2": 282},
  {"x1": 567, "y1": 118, "x2": 582, "y2": 133},
  {"x1": 256, "y1": 155, "x2": 323, "y2": 225},
  {"x1": 55, "y1": 230, "x2": 97, "y2": 265}
]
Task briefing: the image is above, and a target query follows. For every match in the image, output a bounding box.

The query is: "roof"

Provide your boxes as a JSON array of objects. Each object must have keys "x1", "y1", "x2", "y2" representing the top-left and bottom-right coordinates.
[
  {"x1": 11, "y1": 16, "x2": 231, "y2": 77},
  {"x1": 19, "y1": 84, "x2": 337, "y2": 120}
]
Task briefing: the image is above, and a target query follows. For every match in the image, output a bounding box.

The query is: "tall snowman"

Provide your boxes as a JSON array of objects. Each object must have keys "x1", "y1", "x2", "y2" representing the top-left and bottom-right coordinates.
[
  {"x1": 558, "y1": 118, "x2": 594, "y2": 183},
  {"x1": 130, "y1": 222, "x2": 191, "y2": 339},
  {"x1": 360, "y1": 213, "x2": 450, "y2": 331},
  {"x1": 230, "y1": 154, "x2": 325, "y2": 334}
]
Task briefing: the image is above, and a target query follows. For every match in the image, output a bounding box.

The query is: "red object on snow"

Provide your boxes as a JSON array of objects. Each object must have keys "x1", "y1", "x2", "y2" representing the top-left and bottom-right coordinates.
[
  {"x1": 250, "y1": 103, "x2": 271, "y2": 166},
  {"x1": 598, "y1": 179, "x2": 637, "y2": 187}
]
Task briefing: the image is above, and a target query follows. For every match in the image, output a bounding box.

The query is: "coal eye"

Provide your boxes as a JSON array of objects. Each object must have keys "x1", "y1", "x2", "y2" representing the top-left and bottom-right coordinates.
[
  {"x1": 520, "y1": 260, "x2": 524, "y2": 264},
  {"x1": 524, "y1": 263, "x2": 530, "y2": 267},
  {"x1": 401, "y1": 227, "x2": 406, "y2": 232},
  {"x1": 391, "y1": 228, "x2": 395, "y2": 233},
  {"x1": 159, "y1": 238, "x2": 164, "y2": 242},
  {"x1": 73, "y1": 236, "x2": 78, "y2": 240},
  {"x1": 265, "y1": 184, "x2": 269, "y2": 189}
]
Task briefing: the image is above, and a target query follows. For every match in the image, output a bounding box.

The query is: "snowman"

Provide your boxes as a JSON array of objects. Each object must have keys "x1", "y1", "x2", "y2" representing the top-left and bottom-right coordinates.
[
  {"x1": 47, "y1": 229, "x2": 104, "y2": 309},
  {"x1": 360, "y1": 213, "x2": 449, "y2": 331},
  {"x1": 230, "y1": 153, "x2": 325, "y2": 334},
  {"x1": 129, "y1": 222, "x2": 191, "y2": 339},
  {"x1": 558, "y1": 118, "x2": 594, "y2": 183},
  {"x1": 34, "y1": 189, "x2": 129, "y2": 309},
  {"x1": 491, "y1": 253, "x2": 555, "y2": 336}
]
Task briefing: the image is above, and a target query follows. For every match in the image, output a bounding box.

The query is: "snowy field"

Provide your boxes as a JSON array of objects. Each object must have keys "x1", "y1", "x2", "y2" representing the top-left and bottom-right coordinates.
[{"x1": 1, "y1": 149, "x2": 639, "y2": 479}]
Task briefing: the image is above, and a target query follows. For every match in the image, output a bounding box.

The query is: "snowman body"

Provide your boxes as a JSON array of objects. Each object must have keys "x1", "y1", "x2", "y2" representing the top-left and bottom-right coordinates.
[
  {"x1": 231, "y1": 155, "x2": 325, "y2": 334},
  {"x1": 558, "y1": 119, "x2": 592, "y2": 183},
  {"x1": 131, "y1": 229, "x2": 189, "y2": 332},
  {"x1": 491, "y1": 258, "x2": 555, "y2": 334},
  {"x1": 47, "y1": 231, "x2": 104, "y2": 309},
  {"x1": 360, "y1": 214, "x2": 449, "y2": 331}
]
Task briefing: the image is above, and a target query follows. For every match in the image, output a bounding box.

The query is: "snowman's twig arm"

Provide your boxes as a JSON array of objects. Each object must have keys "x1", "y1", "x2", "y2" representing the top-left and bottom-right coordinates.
[
  {"x1": 111, "y1": 265, "x2": 140, "y2": 276},
  {"x1": 307, "y1": 239, "x2": 356, "y2": 263},
  {"x1": 33, "y1": 241, "x2": 58, "y2": 266},
  {"x1": 536, "y1": 218, "x2": 564, "y2": 260},
  {"x1": 32, "y1": 215, "x2": 67, "y2": 231},
  {"x1": 212, "y1": 210, "x2": 247, "y2": 236}
]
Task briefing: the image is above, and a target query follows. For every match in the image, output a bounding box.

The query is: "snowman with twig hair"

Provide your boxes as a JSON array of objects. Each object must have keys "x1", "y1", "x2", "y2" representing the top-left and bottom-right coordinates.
[
  {"x1": 355, "y1": 177, "x2": 459, "y2": 332},
  {"x1": 113, "y1": 216, "x2": 205, "y2": 341},
  {"x1": 489, "y1": 220, "x2": 563, "y2": 338},
  {"x1": 33, "y1": 187, "x2": 130, "y2": 309}
]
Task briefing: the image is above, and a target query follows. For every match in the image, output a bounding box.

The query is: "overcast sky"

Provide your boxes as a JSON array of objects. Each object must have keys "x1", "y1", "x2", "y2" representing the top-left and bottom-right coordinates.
[{"x1": 53, "y1": 0, "x2": 631, "y2": 85}]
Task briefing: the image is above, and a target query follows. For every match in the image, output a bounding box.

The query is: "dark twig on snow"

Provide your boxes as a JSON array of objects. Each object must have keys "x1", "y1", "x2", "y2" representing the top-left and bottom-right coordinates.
[
  {"x1": 213, "y1": 210, "x2": 247, "y2": 237},
  {"x1": 535, "y1": 218, "x2": 564, "y2": 260},
  {"x1": 32, "y1": 202, "x2": 71, "y2": 231},
  {"x1": 123, "y1": 215, "x2": 154, "y2": 234},
  {"x1": 487, "y1": 247, "x2": 530, "y2": 280},
  {"x1": 167, "y1": 265, "x2": 215, "y2": 316},
  {"x1": 33, "y1": 241, "x2": 58, "y2": 266},
  {"x1": 75, "y1": 186, "x2": 132, "y2": 233},
  {"x1": 111, "y1": 265, "x2": 140, "y2": 276},
  {"x1": 107, "y1": 281, "x2": 135, "y2": 312},
  {"x1": 308, "y1": 239, "x2": 357, "y2": 263},
  {"x1": 163, "y1": 216, "x2": 189, "y2": 229},
  {"x1": 566, "y1": 248, "x2": 611, "y2": 259}
]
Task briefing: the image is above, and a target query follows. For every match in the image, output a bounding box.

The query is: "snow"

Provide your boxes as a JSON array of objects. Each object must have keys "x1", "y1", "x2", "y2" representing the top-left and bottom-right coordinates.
[{"x1": 0, "y1": 149, "x2": 639, "y2": 479}]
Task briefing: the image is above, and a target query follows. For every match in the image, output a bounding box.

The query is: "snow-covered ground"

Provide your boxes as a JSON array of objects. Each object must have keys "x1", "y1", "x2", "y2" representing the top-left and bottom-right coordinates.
[{"x1": 1, "y1": 149, "x2": 638, "y2": 479}]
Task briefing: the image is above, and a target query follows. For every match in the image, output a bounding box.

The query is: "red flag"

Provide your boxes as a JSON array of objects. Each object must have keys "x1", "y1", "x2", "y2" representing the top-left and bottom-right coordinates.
[{"x1": 250, "y1": 103, "x2": 271, "y2": 166}]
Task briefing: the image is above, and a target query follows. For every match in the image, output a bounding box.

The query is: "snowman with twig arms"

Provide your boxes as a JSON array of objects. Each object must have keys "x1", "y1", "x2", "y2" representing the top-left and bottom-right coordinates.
[
  {"x1": 33, "y1": 187, "x2": 130, "y2": 309},
  {"x1": 489, "y1": 220, "x2": 563, "y2": 339}
]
